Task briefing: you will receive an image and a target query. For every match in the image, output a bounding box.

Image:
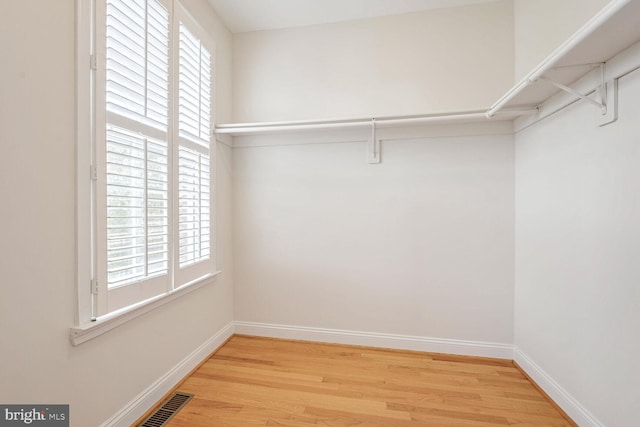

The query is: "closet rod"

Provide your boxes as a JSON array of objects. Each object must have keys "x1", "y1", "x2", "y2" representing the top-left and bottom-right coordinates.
[
  {"x1": 215, "y1": 109, "x2": 534, "y2": 136},
  {"x1": 486, "y1": 0, "x2": 631, "y2": 118}
]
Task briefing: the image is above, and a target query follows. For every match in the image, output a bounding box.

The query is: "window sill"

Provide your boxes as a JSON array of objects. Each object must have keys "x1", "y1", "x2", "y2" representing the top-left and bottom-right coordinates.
[{"x1": 70, "y1": 271, "x2": 222, "y2": 346}]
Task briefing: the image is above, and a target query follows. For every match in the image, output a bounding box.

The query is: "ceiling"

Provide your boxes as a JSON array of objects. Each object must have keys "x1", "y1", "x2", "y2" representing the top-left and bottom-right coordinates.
[{"x1": 207, "y1": 0, "x2": 500, "y2": 33}]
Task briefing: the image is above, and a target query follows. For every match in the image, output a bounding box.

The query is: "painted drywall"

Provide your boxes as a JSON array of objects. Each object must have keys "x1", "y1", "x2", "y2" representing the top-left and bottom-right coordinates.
[
  {"x1": 0, "y1": 1, "x2": 233, "y2": 426},
  {"x1": 232, "y1": 0, "x2": 514, "y2": 123},
  {"x1": 513, "y1": 0, "x2": 611, "y2": 81},
  {"x1": 233, "y1": 123, "x2": 515, "y2": 345},
  {"x1": 514, "y1": 67, "x2": 640, "y2": 426}
]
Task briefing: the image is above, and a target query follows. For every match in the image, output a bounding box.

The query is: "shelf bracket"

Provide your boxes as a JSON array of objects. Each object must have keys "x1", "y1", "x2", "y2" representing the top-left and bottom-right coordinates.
[
  {"x1": 538, "y1": 75, "x2": 607, "y2": 114},
  {"x1": 538, "y1": 62, "x2": 617, "y2": 126},
  {"x1": 368, "y1": 119, "x2": 381, "y2": 164}
]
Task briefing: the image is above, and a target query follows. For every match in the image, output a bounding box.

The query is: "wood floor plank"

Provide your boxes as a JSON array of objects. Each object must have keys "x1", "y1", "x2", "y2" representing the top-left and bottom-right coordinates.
[{"x1": 157, "y1": 336, "x2": 575, "y2": 427}]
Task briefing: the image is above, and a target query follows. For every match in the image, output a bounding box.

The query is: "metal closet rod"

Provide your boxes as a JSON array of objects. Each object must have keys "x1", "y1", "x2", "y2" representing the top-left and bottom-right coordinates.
[
  {"x1": 486, "y1": 0, "x2": 631, "y2": 118},
  {"x1": 215, "y1": 109, "x2": 535, "y2": 135}
]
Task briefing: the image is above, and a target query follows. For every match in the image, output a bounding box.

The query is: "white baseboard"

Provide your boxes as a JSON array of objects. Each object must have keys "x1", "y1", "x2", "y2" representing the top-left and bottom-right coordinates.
[
  {"x1": 100, "y1": 321, "x2": 235, "y2": 427},
  {"x1": 234, "y1": 321, "x2": 514, "y2": 359},
  {"x1": 514, "y1": 347, "x2": 604, "y2": 427}
]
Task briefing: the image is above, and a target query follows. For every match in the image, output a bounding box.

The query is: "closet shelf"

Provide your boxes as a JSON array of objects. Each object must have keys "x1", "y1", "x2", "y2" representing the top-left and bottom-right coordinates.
[
  {"x1": 216, "y1": 0, "x2": 640, "y2": 135},
  {"x1": 487, "y1": 0, "x2": 640, "y2": 118}
]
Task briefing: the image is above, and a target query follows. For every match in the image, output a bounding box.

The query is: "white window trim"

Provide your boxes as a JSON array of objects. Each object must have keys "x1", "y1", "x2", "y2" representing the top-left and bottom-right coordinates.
[{"x1": 72, "y1": 0, "x2": 219, "y2": 345}]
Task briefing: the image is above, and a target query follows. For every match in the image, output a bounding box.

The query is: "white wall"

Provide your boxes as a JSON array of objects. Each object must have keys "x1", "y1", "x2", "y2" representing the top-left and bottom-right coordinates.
[
  {"x1": 232, "y1": 0, "x2": 514, "y2": 123},
  {"x1": 514, "y1": 67, "x2": 640, "y2": 426},
  {"x1": 233, "y1": 123, "x2": 515, "y2": 345},
  {"x1": 514, "y1": 0, "x2": 611, "y2": 80},
  {"x1": 0, "y1": 1, "x2": 234, "y2": 426}
]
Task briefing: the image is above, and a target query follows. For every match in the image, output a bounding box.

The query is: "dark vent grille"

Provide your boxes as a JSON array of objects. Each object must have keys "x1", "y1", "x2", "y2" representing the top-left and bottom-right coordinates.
[{"x1": 138, "y1": 392, "x2": 194, "y2": 427}]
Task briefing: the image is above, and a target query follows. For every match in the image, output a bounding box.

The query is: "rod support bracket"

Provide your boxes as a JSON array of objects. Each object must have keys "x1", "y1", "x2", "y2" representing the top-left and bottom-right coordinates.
[
  {"x1": 599, "y1": 78, "x2": 618, "y2": 127},
  {"x1": 368, "y1": 119, "x2": 381, "y2": 164},
  {"x1": 539, "y1": 76, "x2": 606, "y2": 111}
]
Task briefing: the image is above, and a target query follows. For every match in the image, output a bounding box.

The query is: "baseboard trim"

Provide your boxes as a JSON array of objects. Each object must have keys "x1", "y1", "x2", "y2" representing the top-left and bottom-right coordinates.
[
  {"x1": 233, "y1": 321, "x2": 513, "y2": 359},
  {"x1": 514, "y1": 347, "x2": 604, "y2": 427},
  {"x1": 100, "y1": 321, "x2": 235, "y2": 427}
]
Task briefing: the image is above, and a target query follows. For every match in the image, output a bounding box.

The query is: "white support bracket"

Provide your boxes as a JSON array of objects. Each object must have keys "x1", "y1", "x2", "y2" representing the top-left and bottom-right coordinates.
[
  {"x1": 538, "y1": 76, "x2": 606, "y2": 113},
  {"x1": 599, "y1": 78, "x2": 618, "y2": 127},
  {"x1": 537, "y1": 63, "x2": 618, "y2": 126},
  {"x1": 368, "y1": 119, "x2": 381, "y2": 164}
]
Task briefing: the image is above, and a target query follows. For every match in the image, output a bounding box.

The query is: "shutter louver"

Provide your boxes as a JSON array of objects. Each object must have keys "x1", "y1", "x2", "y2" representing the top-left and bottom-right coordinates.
[{"x1": 105, "y1": 0, "x2": 170, "y2": 288}]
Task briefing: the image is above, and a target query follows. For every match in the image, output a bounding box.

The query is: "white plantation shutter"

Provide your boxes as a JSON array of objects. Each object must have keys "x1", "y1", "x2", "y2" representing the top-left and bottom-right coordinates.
[
  {"x1": 97, "y1": 0, "x2": 171, "y2": 313},
  {"x1": 178, "y1": 24, "x2": 211, "y2": 143},
  {"x1": 105, "y1": 126, "x2": 169, "y2": 286},
  {"x1": 178, "y1": 147, "x2": 210, "y2": 267},
  {"x1": 175, "y1": 21, "x2": 214, "y2": 283},
  {"x1": 94, "y1": 0, "x2": 215, "y2": 316},
  {"x1": 105, "y1": 0, "x2": 169, "y2": 130}
]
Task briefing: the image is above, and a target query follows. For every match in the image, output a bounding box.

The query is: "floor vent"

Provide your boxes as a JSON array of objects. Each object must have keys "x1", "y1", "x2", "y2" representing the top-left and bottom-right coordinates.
[{"x1": 138, "y1": 392, "x2": 194, "y2": 427}]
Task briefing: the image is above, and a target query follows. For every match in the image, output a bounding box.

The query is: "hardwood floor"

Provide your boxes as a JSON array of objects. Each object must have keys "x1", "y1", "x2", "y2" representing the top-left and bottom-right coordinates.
[{"x1": 159, "y1": 335, "x2": 575, "y2": 426}]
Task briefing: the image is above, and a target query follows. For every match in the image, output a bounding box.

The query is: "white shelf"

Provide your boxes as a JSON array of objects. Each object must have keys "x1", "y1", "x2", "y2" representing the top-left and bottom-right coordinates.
[
  {"x1": 487, "y1": 0, "x2": 640, "y2": 117},
  {"x1": 215, "y1": 0, "x2": 640, "y2": 132}
]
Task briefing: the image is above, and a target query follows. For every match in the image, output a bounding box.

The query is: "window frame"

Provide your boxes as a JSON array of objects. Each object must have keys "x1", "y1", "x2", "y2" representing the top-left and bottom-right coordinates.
[{"x1": 72, "y1": 0, "x2": 220, "y2": 345}]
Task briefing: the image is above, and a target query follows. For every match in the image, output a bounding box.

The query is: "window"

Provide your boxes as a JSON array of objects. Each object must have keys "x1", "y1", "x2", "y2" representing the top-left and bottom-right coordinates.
[{"x1": 76, "y1": 0, "x2": 217, "y2": 329}]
